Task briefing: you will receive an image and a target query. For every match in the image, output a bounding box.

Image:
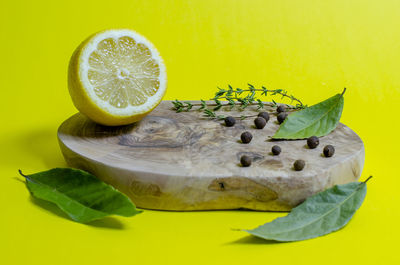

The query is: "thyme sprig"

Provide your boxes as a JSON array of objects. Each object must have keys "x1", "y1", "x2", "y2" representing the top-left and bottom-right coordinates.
[{"x1": 172, "y1": 84, "x2": 306, "y2": 120}]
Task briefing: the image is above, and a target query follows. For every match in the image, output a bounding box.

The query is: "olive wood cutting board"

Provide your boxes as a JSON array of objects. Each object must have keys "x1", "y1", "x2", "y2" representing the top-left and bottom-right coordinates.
[{"x1": 58, "y1": 101, "x2": 365, "y2": 211}]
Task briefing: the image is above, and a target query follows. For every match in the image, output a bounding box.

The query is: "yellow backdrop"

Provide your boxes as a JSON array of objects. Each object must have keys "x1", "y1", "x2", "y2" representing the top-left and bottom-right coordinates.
[{"x1": 1, "y1": 0, "x2": 399, "y2": 264}]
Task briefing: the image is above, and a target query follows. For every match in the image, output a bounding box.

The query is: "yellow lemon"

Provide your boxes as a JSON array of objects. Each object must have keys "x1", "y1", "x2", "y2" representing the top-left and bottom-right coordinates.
[{"x1": 68, "y1": 29, "x2": 167, "y2": 126}]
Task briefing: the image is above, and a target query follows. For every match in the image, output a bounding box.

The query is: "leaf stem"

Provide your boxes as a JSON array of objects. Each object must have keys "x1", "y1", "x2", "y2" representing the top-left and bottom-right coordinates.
[
  {"x1": 183, "y1": 101, "x2": 276, "y2": 108},
  {"x1": 18, "y1": 169, "x2": 35, "y2": 183},
  {"x1": 363, "y1": 176, "x2": 373, "y2": 183},
  {"x1": 341, "y1": 87, "x2": 346, "y2": 96},
  {"x1": 18, "y1": 169, "x2": 28, "y2": 179}
]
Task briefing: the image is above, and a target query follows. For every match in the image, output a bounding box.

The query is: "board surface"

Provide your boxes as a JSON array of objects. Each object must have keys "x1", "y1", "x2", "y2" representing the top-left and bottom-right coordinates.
[{"x1": 58, "y1": 101, "x2": 365, "y2": 211}]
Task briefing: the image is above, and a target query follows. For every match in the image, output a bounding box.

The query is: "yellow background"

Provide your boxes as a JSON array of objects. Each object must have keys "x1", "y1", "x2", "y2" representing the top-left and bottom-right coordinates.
[{"x1": 1, "y1": 0, "x2": 399, "y2": 264}]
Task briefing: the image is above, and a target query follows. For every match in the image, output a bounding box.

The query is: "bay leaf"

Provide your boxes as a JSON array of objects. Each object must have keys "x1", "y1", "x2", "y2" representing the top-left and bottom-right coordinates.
[
  {"x1": 19, "y1": 168, "x2": 141, "y2": 223},
  {"x1": 273, "y1": 89, "x2": 345, "y2": 139},
  {"x1": 244, "y1": 177, "x2": 371, "y2": 242}
]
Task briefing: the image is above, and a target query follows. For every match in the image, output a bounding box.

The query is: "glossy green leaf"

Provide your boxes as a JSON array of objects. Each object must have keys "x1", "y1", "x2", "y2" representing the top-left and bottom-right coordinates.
[
  {"x1": 273, "y1": 89, "x2": 345, "y2": 139},
  {"x1": 245, "y1": 177, "x2": 370, "y2": 242},
  {"x1": 20, "y1": 168, "x2": 141, "y2": 223}
]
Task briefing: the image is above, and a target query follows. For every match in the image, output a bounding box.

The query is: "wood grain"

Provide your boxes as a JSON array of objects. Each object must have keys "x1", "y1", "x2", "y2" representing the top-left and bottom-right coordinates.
[{"x1": 58, "y1": 101, "x2": 365, "y2": 211}]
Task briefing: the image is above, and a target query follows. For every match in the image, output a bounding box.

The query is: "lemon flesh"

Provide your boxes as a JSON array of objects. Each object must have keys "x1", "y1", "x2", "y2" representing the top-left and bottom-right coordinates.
[{"x1": 68, "y1": 29, "x2": 167, "y2": 126}]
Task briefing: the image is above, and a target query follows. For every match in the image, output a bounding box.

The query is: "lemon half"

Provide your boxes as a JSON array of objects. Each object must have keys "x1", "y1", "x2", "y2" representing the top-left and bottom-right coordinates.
[{"x1": 68, "y1": 29, "x2": 167, "y2": 126}]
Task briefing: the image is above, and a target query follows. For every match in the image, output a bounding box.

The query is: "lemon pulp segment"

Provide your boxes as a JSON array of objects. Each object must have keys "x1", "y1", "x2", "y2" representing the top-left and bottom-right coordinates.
[
  {"x1": 87, "y1": 36, "x2": 161, "y2": 108},
  {"x1": 68, "y1": 29, "x2": 167, "y2": 125}
]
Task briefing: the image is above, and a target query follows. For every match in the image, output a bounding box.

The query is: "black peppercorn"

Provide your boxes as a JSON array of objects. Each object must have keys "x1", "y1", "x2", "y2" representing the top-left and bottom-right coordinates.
[
  {"x1": 294, "y1": 160, "x2": 305, "y2": 171},
  {"x1": 240, "y1": 155, "x2": 252, "y2": 167},
  {"x1": 257, "y1": 112, "x2": 270, "y2": 122},
  {"x1": 277, "y1": 105, "x2": 286, "y2": 113},
  {"x1": 307, "y1": 136, "x2": 319, "y2": 149},
  {"x1": 277, "y1": 112, "x2": 288, "y2": 124},
  {"x1": 254, "y1": 117, "x2": 267, "y2": 129},
  {"x1": 240, "y1": 131, "x2": 253, "y2": 144},
  {"x1": 271, "y1": 145, "x2": 281, "y2": 155},
  {"x1": 323, "y1": 145, "x2": 335, "y2": 157},
  {"x1": 224, "y1": 116, "x2": 236, "y2": 127}
]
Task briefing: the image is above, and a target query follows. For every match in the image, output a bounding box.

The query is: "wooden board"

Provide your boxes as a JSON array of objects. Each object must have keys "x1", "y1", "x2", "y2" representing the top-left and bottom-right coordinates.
[{"x1": 58, "y1": 101, "x2": 365, "y2": 211}]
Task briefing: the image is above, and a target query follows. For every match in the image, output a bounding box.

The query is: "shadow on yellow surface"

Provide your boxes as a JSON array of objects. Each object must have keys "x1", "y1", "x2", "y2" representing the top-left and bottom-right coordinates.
[
  {"x1": 228, "y1": 235, "x2": 280, "y2": 245},
  {"x1": 21, "y1": 128, "x2": 67, "y2": 168},
  {"x1": 0, "y1": 127, "x2": 66, "y2": 169}
]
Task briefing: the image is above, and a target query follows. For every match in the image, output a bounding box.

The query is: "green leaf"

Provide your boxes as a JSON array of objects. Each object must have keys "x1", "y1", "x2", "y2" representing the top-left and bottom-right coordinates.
[
  {"x1": 213, "y1": 99, "x2": 222, "y2": 111},
  {"x1": 199, "y1": 99, "x2": 206, "y2": 110},
  {"x1": 273, "y1": 89, "x2": 345, "y2": 139},
  {"x1": 172, "y1": 100, "x2": 183, "y2": 111},
  {"x1": 19, "y1": 168, "x2": 141, "y2": 223},
  {"x1": 203, "y1": 109, "x2": 216, "y2": 118},
  {"x1": 244, "y1": 177, "x2": 371, "y2": 242},
  {"x1": 257, "y1": 99, "x2": 264, "y2": 110},
  {"x1": 248, "y1": 83, "x2": 255, "y2": 92},
  {"x1": 184, "y1": 101, "x2": 193, "y2": 111},
  {"x1": 261, "y1": 86, "x2": 268, "y2": 96}
]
